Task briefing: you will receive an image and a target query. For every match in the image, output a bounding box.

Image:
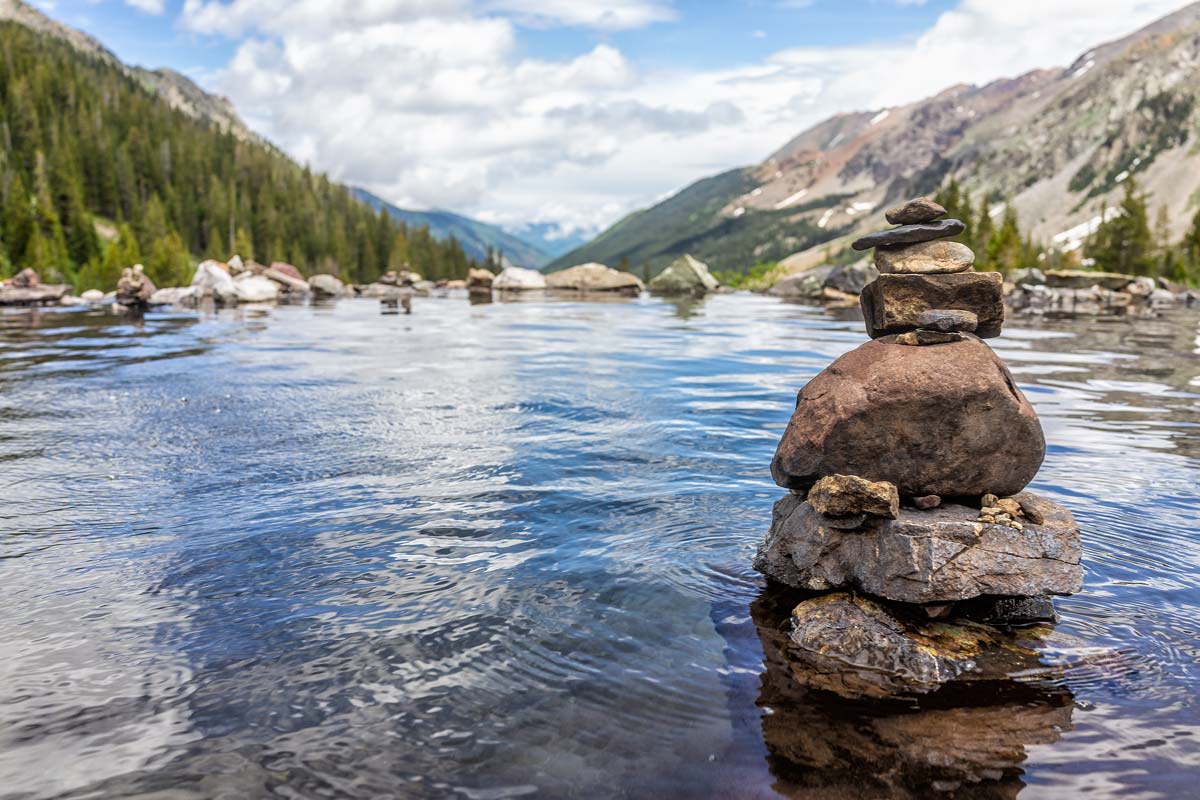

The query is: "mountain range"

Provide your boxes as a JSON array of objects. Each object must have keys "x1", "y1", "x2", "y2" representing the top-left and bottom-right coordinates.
[{"x1": 552, "y1": 2, "x2": 1200, "y2": 275}]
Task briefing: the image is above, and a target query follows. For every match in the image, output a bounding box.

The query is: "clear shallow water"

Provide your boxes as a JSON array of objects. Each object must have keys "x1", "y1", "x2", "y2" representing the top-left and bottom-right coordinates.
[{"x1": 0, "y1": 293, "x2": 1197, "y2": 799}]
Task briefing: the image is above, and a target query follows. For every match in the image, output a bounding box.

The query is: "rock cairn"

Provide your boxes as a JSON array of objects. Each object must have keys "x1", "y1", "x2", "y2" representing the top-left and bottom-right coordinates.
[{"x1": 754, "y1": 196, "x2": 1084, "y2": 699}]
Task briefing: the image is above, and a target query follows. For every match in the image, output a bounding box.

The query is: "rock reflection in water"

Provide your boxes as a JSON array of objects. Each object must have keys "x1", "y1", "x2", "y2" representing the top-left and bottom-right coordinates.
[{"x1": 751, "y1": 590, "x2": 1074, "y2": 799}]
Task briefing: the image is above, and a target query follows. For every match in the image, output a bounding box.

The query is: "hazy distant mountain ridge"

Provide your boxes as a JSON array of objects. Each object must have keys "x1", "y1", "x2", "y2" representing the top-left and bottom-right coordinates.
[
  {"x1": 353, "y1": 189, "x2": 554, "y2": 267},
  {"x1": 557, "y1": 1, "x2": 1200, "y2": 274}
]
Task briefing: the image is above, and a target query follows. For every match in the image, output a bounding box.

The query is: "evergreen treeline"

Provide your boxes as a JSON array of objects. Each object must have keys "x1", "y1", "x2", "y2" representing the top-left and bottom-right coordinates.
[
  {"x1": 935, "y1": 177, "x2": 1200, "y2": 285},
  {"x1": 0, "y1": 22, "x2": 475, "y2": 291}
]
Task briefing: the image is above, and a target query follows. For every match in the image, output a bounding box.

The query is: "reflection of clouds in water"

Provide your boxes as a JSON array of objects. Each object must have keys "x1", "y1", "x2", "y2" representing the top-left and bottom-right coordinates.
[{"x1": 0, "y1": 298, "x2": 1198, "y2": 798}]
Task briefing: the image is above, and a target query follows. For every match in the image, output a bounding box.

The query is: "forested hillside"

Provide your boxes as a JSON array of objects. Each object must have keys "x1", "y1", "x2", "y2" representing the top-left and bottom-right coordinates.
[{"x1": 0, "y1": 22, "x2": 475, "y2": 290}]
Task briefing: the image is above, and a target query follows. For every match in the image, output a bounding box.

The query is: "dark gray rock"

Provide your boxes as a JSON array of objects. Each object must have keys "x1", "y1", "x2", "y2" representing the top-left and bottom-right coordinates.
[
  {"x1": 860, "y1": 272, "x2": 1005, "y2": 339},
  {"x1": 916, "y1": 308, "x2": 978, "y2": 333},
  {"x1": 824, "y1": 260, "x2": 878, "y2": 295},
  {"x1": 768, "y1": 265, "x2": 834, "y2": 298},
  {"x1": 961, "y1": 596, "x2": 1059, "y2": 626},
  {"x1": 852, "y1": 219, "x2": 965, "y2": 251},
  {"x1": 885, "y1": 197, "x2": 947, "y2": 226},
  {"x1": 754, "y1": 492, "x2": 1084, "y2": 603},
  {"x1": 771, "y1": 335, "x2": 1045, "y2": 497}
]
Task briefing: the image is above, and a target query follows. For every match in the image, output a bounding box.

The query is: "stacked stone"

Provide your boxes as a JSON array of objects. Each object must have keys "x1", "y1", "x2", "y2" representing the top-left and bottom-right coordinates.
[{"x1": 754, "y1": 196, "x2": 1084, "y2": 699}]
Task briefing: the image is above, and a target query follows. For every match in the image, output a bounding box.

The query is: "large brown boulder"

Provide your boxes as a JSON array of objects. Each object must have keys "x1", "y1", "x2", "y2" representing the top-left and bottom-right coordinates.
[
  {"x1": 860, "y1": 272, "x2": 1004, "y2": 338},
  {"x1": 754, "y1": 492, "x2": 1084, "y2": 603},
  {"x1": 771, "y1": 334, "x2": 1044, "y2": 497},
  {"x1": 545, "y1": 263, "x2": 644, "y2": 293}
]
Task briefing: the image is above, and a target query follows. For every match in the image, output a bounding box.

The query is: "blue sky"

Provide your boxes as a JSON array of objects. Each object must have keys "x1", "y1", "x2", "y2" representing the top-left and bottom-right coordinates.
[
  {"x1": 30, "y1": 0, "x2": 1191, "y2": 235},
  {"x1": 42, "y1": 0, "x2": 958, "y2": 75}
]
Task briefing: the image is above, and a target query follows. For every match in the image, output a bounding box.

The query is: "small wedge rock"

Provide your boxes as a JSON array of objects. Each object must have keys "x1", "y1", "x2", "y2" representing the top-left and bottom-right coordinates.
[
  {"x1": 875, "y1": 240, "x2": 975, "y2": 275},
  {"x1": 885, "y1": 197, "x2": 947, "y2": 226},
  {"x1": 896, "y1": 330, "x2": 963, "y2": 346},
  {"x1": 808, "y1": 474, "x2": 900, "y2": 520},
  {"x1": 914, "y1": 495, "x2": 942, "y2": 510},
  {"x1": 852, "y1": 219, "x2": 965, "y2": 251}
]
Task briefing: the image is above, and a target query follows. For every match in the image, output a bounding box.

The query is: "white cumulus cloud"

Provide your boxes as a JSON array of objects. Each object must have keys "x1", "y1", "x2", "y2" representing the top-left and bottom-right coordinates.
[{"x1": 179, "y1": 0, "x2": 1192, "y2": 239}]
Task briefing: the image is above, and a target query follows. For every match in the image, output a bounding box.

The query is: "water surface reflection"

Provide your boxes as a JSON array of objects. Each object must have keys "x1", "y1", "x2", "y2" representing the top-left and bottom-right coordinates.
[{"x1": 0, "y1": 296, "x2": 1197, "y2": 799}]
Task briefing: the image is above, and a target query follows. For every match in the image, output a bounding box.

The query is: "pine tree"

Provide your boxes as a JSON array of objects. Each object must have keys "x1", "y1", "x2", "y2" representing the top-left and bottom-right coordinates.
[
  {"x1": 984, "y1": 205, "x2": 1024, "y2": 274},
  {"x1": 0, "y1": 22, "x2": 477, "y2": 289},
  {"x1": 1087, "y1": 179, "x2": 1155, "y2": 275}
]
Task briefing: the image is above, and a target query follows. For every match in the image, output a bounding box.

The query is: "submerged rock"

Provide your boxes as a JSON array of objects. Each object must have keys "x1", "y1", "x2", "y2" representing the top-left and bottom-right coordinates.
[
  {"x1": 875, "y1": 240, "x2": 974, "y2": 275},
  {"x1": 807, "y1": 474, "x2": 899, "y2": 519},
  {"x1": 752, "y1": 590, "x2": 1074, "y2": 795},
  {"x1": 771, "y1": 335, "x2": 1044, "y2": 497},
  {"x1": 754, "y1": 492, "x2": 1084, "y2": 603},
  {"x1": 860, "y1": 272, "x2": 1005, "y2": 339},
  {"x1": 786, "y1": 593, "x2": 1008, "y2": 698},
  {"x1": 545, "y1": 263, "x2": 644, "y2": 293},
  {"x1": 649, "y1": 254, "x2": 719, "y2": 295}
]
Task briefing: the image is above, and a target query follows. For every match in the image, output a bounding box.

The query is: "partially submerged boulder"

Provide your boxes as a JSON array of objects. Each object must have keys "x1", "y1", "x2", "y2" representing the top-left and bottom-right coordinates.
[
  {"x1": 1044, "y1": 269, "x2": 1135, "y2": 291},
  {"x1": 769, "y1": 266, "x2": 834, "y2": 298},
  {"x1": 116, "y1": 264, "x2": 156, "y2": 307},
  {"x1": 309, "y1": 274, "x2": 345, "y2": 297},
  {"x1": 771, "y1": 335, "x2": 1044, "y2": 497},
  {"x1": 264, "y1": 264, "x2": 310, "y2": 294},
  {"x1": 754, "y1": 492, "x2": 1084, "y2": 604},
  {"x1": 786, "y1": 593, "x2": 1013, "y2": 698},
  {"x1": 493, "y1": 266, "x2": 546, "y2": 291},
  {"x1": 0, "y1": 282, "x2": 69, "y2": 306},
  {"x1": 545, "y1": 263, "x2": 644, "y2": 293},
  {"x1": 192, "y1": 260, "x2": 238, "y2": 302},
  {"x1": 148, "y1": 286, "x2": 198, "y2": 306},
  {"x1": 467, "y1": 268, "x2": 496, "y2": 292},
  {"x1": 649, "y1": 254, "x2": 719, "y2": 295},
  {"x1": 233, "y1": 273, "x2": 279, "y2": 303}
]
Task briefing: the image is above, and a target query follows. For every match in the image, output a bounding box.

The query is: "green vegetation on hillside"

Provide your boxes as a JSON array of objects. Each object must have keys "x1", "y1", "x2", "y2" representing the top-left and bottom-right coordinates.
[
  {"x1": 546, "y1": 168, "x2": 849, "y2": 277},
  {"x1": 0, "y1": 22, "x2": 475, "y2": 290},
  {"x1": 937, "y1": 176, "x2": 1199, "y2": 284}
]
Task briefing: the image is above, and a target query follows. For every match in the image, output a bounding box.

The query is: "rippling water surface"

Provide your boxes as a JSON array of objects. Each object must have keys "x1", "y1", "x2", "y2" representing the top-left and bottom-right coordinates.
[{"x1": 0, "y1": 293, "x2": 1198, "y2": 799}]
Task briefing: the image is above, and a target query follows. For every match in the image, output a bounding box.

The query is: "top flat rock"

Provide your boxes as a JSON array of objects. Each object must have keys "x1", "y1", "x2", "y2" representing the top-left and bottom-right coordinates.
[
  {"x1": 852, "y1": 219, "x2": 965, "y2": 252},
  {"x1": 885, "y1": 197, "x2": 946, "y2": 226}
]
